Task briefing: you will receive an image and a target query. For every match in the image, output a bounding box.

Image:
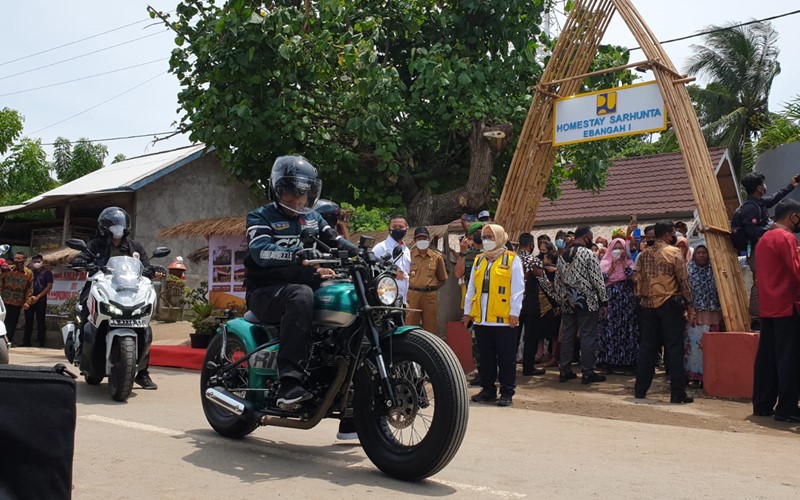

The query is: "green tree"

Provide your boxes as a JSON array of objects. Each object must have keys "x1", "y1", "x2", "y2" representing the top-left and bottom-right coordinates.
[
  {"x1": 684, "y1": 21, "x2": 781, "y2": 177},
  {"x1": 52, "y1": 137, "x2": 108, "y2": 183},
  {"x1": 152, "y1": 0, "x2": 552, "y2": 225},
  {"x1": 0, "y1": 107, "x2": 24, "y2": 155},
  {"x1": 112, "y1": 153, "x2": 126, "y2": 163},
  {"x1": 153, "y1": 1, "x2": 637, "y2": 223},
  {"x1": 0, "y1": 138, "x2": 57, "y2": 206}
]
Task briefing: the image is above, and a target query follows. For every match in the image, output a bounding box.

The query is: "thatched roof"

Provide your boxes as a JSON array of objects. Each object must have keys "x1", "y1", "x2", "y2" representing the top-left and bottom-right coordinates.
[
  {"x1": 39, "y1": 247, "x2": 80, "y2": 266},
  {"x1": 160, "y1": 216, "x2": 245, "y2": 239},
  {"x1": 187, "y1": 246, "x2": 209, "y2": 264}
]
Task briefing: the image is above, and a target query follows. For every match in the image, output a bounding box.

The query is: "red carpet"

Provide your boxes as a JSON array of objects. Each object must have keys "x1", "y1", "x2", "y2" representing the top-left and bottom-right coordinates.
[{"x1": 150, "y1": 345, "x2": 206, "y2": 370}]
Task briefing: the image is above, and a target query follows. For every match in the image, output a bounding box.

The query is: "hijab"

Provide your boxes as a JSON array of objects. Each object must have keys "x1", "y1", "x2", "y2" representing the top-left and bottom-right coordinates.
[
  {"x1": 688, "y1": 245, "x2": 720, "y2": 312},
  {"x1": 481, "y1": 224, "x2": 508, "y2": 260},
  {"x1": 600, "y1": 237, "x2": 634, "y2": 275},
  {"x1": 676, "y1": 236, "x2": 693, "y2": 263}
]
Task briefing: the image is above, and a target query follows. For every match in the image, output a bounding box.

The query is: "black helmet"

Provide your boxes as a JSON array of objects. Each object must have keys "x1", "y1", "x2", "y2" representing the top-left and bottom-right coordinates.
[
  {"x1": 98, "y1": 207, "x2": 130, "y2": 238},
  {"x1": 313, "y1": 199, "x2": 341, "y2": 228},
  {"x1": 269, "y1": 155, "x2": 322, "y2": 215}
]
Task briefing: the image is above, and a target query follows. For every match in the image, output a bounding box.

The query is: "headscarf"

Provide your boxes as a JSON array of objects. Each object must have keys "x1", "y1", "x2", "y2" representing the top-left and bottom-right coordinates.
[
  {"x1": 480, "y1": 223, "x2": 508, "y2": 260},
  {"x1": 688, "y1": 245, "x2": 720, "y2": 312},
  {"x1": 600, "y1": 237, "x2": 634, "y2": 275},
  {"x1": 676, "y1": 237, "x2": 693, "y2": 263}
]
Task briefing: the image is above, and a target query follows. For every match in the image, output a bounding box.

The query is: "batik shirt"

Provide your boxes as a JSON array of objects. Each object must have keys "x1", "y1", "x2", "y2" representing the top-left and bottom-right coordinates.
[{"x1": 0, "y1": 267, "x2": 33, "y2": 307}]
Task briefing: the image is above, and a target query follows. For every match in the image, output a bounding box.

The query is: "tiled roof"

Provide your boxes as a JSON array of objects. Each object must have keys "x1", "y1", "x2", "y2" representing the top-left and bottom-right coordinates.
[{"x1": 535, "y1": 147, "x2": 732, "y2": 225}]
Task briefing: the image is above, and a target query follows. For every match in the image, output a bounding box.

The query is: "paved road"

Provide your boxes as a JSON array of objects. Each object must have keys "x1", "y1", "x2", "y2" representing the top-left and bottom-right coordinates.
[{"x1": 10, "y1": 350, "x2": 800, "y2": 499}]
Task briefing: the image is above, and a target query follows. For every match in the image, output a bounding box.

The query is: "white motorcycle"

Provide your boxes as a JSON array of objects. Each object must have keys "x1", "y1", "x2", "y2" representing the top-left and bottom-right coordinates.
[
  {"x1": 62, "y1": 239, "x2": 170, "y2": 401},
  {"x1": 0, "y1": 244, "x2": 9, "y2": 364}
]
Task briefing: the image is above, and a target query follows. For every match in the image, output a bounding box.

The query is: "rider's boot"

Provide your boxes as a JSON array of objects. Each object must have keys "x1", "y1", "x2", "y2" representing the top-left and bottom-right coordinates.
[{"x1": 276, "y1": 378, "x2": 312, "y2": 406}]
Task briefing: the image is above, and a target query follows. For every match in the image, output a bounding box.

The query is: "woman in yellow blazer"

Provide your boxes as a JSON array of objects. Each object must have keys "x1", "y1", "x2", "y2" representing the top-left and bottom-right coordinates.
[{"x1": 462, "y1": 224, "x2": 525, "y2": 407}]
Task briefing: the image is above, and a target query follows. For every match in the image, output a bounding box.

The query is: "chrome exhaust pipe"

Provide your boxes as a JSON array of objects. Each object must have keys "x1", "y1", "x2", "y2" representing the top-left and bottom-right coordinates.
[{"x1": 205, "y1": 387, "x2": 247, "y2": 416}]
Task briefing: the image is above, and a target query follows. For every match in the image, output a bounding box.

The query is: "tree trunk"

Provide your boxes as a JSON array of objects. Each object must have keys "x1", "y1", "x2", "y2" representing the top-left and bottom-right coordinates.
[{"x1": 403, "y1": 120, "x2": 512, "y2": 226}]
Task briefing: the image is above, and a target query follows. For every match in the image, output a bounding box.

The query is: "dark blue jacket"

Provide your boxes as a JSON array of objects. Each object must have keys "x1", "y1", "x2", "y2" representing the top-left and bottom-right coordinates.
[{"x1": 244, "y1": 203, "x2": 338, "y2": 289}]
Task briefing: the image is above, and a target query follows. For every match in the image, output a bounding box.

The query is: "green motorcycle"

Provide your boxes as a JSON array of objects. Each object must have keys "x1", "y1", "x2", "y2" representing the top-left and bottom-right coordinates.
[{"x1": 200, "y1": 231, "x2": 468, "y2": 481}]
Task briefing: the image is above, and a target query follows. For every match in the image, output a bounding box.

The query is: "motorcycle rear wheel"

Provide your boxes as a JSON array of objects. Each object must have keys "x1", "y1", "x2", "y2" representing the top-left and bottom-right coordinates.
[
  {"x1": 0, "y1": 337, "x2": 8, "y2": 364},
  {"x1": 353, "y1": 329, "x2": 469, "y2": 481},
  {"x1": 200, "y1": 334, "x2": 258, "y2": 438},
  {"x1": 108, "y1": 336, "x2": 137, "y2": 402}
]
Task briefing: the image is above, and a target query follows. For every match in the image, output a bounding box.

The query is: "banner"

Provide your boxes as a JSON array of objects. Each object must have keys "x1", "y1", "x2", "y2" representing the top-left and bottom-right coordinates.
[
  {"x1": 553, "y1": 81, "x2": 667, "y2": 146},
  {"x1": 208, "y1": 235, "x2": 247, "y2": 307},
  {"x1": 47, "y1": 267, "x2": 88, "y2": 306}
]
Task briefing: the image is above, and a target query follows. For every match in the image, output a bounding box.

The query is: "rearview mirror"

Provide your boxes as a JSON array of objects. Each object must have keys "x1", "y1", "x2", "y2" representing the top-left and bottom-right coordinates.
[
  {"x1": 66, "y1": 239, "x2": 88, "y2": 251},
  {"x1": 152, "y1": 247, "x2": 171, "y2": 258},
  {"x1": 299, "y1": 227, "x2": 318, "y2": 245},
  {"x1": 0, "y1": 244, "x2": 9, "y2": 255},
  {"x1": 359, "y1": 235, "x2": 375, "y2": 249},
  {"x1": 392, "y1": 246, "x2": 403, "y2": 259}
]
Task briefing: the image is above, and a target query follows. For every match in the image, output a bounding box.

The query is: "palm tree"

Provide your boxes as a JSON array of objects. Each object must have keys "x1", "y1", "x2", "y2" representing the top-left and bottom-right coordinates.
[
  {"x1": 757, "y1": 95, "x2": 800, "y2": 154},
  {"x1": 684, "y1": 21, "x2": 781, "y2": 178}
]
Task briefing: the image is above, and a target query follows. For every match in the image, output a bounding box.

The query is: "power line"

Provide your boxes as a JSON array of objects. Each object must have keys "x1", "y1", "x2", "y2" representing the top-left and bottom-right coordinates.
[
  {"x1": 629, "y1": 8, "x2": 800, "y2": 51},
  {"x1": 39, "y1": 131, "x2": 183, "y2": 146},
  {"x1": 0, "y1": 15, "x2": 168, "y2": 68},
  {"x1": 0, "y1": 58, "x2": 169, "y2": 97},
  {"x1": 26, "y1": 72, "x2": 167, "y2": 136},
  {"x1": 0, "y1": 30, "x2": 168, "y2": 82}
]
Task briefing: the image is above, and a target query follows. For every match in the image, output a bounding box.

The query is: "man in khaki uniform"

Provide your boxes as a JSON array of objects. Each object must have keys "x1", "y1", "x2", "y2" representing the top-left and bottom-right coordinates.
[{"x1": 407, "y1": 227, "x2": 448, "y2": 335}]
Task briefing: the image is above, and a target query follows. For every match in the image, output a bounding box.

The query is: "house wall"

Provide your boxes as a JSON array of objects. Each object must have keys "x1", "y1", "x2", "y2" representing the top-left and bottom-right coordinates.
[{"x1": 134, "y1": 153, "x2": 263, "y2": 286}]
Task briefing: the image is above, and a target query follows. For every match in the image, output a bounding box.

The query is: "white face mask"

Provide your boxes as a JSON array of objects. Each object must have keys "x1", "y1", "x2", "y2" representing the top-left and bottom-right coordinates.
[
  {"x1": 596, "y1": 243, "x2": 604, "y2": 249},
  {"x1": 109, "y1": 225, "x2": 125, "y2": 239},
  {"x1": 611, "y1": 249, "x2": 622, "y2": 259},
  {"x1": 416, "y1": 240, "x2": 430, "y2": 250},
  {"x1": 32, "y1": 262, "x2": 42, "y2": 269},
  {"x1": 482, "y1": 240, "x2": 497, "y2": 251}
]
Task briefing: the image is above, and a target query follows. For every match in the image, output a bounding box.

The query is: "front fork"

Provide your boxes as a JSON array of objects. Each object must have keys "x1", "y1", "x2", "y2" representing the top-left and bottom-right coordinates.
[{"x1": 353, "y1": 271, "x2": 398, "y2": 408}]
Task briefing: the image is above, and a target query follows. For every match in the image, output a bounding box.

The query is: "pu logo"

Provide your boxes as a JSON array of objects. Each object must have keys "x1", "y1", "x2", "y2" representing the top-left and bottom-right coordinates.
[{"x1": 596, "y1": 91, "x2": 617, "y2": 115}]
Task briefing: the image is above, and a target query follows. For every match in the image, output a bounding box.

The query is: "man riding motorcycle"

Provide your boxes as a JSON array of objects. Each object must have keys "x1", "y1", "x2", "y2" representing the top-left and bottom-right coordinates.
[
  {"x1": 244, "y1": 156, "x2": 358, "y2": 407},
  {"x1": 72, "y1": 207, "x2": 164, "y2": 390}
]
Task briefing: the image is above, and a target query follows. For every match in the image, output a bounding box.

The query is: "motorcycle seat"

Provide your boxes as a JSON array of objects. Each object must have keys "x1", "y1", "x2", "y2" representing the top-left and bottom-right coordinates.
[{"x1": 243, "y1": 311, "x2": 279, "y2": 326}]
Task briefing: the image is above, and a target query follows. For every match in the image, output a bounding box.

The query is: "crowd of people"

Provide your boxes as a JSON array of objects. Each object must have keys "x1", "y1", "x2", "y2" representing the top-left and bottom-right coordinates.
[{"x1": 450, "y1": 215, "x2": 710, "y2": 407}]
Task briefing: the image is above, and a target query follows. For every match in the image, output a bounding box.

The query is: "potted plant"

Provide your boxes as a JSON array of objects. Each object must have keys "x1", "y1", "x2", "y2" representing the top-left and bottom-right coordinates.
[
  {"x1": 185, "y1": 281, "x2": 216, "y2": 348},
  {"x1": 189, "y1": 302, "x2": 216, "y2": 348}
]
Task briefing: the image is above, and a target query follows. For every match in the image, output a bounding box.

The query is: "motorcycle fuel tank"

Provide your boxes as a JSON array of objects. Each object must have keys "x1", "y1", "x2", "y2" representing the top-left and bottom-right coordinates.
[{"x1": 314, "y1": 280, "x2": 357, "y2": 327}]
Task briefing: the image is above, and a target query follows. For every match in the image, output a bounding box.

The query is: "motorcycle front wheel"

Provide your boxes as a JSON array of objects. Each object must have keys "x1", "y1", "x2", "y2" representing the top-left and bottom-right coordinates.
[
  {"x1": 353, "y1": 329, "x2": 469, "y2": 481},
  {"x1": 108, "y1": 336, "x2": 137, "y2": 402},
  {"x1": 200, "y1": 333, "x2": 258, "y2": 438}
]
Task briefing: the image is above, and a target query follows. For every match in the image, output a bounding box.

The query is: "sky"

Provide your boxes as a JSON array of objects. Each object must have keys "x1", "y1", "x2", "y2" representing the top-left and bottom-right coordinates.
[{"x1": 1, "y1": 1, "x2": 798, "y2": 164}]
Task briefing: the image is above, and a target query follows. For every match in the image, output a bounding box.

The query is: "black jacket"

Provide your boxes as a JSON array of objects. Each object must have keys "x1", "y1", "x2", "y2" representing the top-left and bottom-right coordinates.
[
  {"x1": 73, "y1": 237, "x2": 154, "y2": 276},
  {"x1": 741, "y1": 183, "x2": 795, "y2": 247}
]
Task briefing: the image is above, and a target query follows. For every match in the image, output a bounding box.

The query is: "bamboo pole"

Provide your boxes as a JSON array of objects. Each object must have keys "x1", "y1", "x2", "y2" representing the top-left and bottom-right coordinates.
[
  {"x1": 495, "y1": 0, "x2": 749, "y2": 331},
  {"x1": 610, "y1": 0, "x2": 749, "y2": 331}
]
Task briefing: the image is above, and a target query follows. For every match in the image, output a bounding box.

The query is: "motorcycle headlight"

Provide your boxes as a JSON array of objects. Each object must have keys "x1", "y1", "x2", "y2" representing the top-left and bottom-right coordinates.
[
  {"x1": 132, "y1": 304, "x2": 152, "y2": 317},
  {"x1": 100, "y1": 303, "x2": 124, "y2": 317},
  {"x1": 374, "y1": 276, "x2": 398, "y2": 306}
]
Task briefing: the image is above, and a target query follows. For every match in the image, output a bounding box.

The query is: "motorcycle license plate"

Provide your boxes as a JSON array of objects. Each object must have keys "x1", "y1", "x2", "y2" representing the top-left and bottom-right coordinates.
[{"x1": 109, "y1": 319, "x2": 148, "y2": 328}]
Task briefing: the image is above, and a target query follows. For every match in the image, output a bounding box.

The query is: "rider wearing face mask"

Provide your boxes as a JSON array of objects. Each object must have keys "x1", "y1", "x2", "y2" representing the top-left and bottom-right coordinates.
[
  {"x1": 406, "y1": 226, "x2": 448, "y2": 335},
  {"x1": 72, "y1": 207, "x2": 161, "y2": 389}
]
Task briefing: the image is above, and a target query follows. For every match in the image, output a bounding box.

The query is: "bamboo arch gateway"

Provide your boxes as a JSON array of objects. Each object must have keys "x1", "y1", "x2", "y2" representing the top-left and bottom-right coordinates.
[{"x1": 494, "y1": 0, "x2": 750, "y2": 332}]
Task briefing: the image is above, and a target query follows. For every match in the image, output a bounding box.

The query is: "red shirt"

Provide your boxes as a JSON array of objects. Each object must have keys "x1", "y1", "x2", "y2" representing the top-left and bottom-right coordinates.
[{"x1": 755, "y1": 227, "x2": 800, "y2": 318}]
